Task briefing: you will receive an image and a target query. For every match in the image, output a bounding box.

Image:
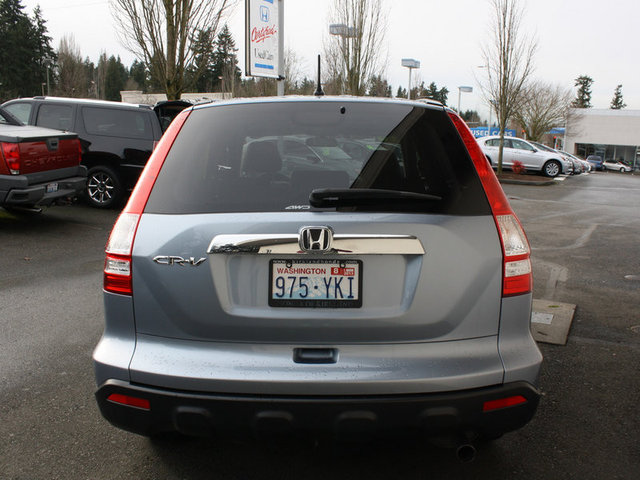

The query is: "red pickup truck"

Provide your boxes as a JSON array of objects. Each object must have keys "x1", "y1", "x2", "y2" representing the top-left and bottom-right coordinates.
[{"x1": 0, "y1": 107, "x2": 86, "y2": 212}]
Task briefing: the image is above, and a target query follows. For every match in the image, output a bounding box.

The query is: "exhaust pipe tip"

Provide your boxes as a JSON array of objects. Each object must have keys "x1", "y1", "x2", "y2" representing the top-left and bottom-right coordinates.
[{"x1": 456, "y1": 443, "x2": 477, "y2": 463}]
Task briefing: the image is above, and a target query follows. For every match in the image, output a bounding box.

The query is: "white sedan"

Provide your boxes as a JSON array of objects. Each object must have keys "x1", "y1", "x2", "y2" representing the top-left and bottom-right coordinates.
[
  {"x1": 478, "y1": 135, "x2": 571, "y2": 177},
  {"x1": 603, "y1": 160, "x2": 632, "y2": 172}
]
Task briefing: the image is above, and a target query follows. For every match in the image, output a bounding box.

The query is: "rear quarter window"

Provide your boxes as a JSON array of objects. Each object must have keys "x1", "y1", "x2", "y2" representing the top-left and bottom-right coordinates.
[
  {"x1": 81, "y1": 107, "x2": 153, "y2": 139},
  {"x1": 145, "y1": 101, "x2": 491, "y2": 216}
]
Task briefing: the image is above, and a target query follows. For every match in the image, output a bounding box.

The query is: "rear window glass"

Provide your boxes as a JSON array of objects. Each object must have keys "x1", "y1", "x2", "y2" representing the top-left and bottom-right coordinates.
[
  {"x1": 144, "y1": 101, "x2": 491, "y2": 215},
  {"x1": 81, "y1": 107, "x2": 152, "y2": 139}
]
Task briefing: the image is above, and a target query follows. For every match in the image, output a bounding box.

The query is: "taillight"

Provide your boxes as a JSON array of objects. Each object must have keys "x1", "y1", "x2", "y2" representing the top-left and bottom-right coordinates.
[
  {"x1": 1, "y1": 142, "x2": 21, "y2": 174},
  {"x1": 104, "y1": 213, "x2": 140, "y2": 295},
  {"x1": 103, "y1": 108, "x2": 191, "y2": 296},
  {"x1": 448, "y1": 111, "x2": 532, "y2": 297},
  {"x1": 496, "y1": 214, "x2": 532, "y2": 296}
]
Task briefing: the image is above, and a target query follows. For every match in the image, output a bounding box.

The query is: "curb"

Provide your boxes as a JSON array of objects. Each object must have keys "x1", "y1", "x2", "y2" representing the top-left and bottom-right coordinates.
[{"x1": 498, "y1": 178, "x2": 556, "y2": 186}]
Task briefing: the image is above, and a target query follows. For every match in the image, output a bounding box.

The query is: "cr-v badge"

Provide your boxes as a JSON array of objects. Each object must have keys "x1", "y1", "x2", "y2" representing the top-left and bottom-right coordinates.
[{"x1": 153, "y1": 255, "x2": 206, "y2": 266}]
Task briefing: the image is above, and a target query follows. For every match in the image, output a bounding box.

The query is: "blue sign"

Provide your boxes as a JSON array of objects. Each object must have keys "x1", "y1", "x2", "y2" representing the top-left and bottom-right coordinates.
[{"x1": 470, "y1": 127, "x2": 516, "y2": 138}]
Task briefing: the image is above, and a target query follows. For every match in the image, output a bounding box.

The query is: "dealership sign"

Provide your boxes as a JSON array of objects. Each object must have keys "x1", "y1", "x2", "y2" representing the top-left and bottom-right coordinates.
[
  {"x1": 246, "y1": 0, "x2": 280, "y2": 78},
  {"x1": 470, "y1": 127, "x2": 516, "y2": 138}
]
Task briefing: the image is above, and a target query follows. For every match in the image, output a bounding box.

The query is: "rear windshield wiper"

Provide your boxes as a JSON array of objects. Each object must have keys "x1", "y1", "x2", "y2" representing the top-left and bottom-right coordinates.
[{"x1": 309, "y1": 188, "x2": 442, "y2": 208}]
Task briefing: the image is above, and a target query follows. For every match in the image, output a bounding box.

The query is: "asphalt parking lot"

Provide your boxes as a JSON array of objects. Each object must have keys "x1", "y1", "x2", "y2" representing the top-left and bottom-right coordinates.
[{"x1": 0, "y1": 171, "x2": 638, "y2": 479}]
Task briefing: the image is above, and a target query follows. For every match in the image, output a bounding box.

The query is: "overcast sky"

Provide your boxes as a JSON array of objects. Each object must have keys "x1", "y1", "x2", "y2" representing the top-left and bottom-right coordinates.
[{"x1": 21, "y1": 0, "x2": 640, "y2": 119}]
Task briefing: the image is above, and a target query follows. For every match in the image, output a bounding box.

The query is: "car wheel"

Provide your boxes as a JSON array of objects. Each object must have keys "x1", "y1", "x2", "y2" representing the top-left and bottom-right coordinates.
[
  {"x1": 542, "y1": 160, "x2": 561, "y2": 177},
  {"x1": 86, "y1": 165, "x2": 123, "y2": 208}
]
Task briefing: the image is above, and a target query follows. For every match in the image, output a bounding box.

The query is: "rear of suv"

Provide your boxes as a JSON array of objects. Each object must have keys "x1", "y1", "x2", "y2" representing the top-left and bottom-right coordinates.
[
  {"x1": 2, "y1": 97, "x2": 164, "y2": 208},
  {"x1": 93, "y1": 97, "x2": 542, "y2": 447}
]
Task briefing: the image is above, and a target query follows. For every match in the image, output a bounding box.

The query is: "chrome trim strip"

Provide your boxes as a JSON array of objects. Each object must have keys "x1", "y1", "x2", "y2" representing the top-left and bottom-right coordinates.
[{"x1": 207, "y1": 234, "x2": 425, "y2": 255}]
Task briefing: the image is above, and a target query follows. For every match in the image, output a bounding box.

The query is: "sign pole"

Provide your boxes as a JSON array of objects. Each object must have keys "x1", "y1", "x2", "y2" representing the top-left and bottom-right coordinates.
[{"x1": 277, "y1": 0, "x2": 284, "y2": 96}]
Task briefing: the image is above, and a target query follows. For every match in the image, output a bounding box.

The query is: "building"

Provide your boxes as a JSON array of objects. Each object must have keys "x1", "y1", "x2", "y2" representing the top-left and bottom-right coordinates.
[{"x1": 564, "y1": 108, "x2": 640, "y2": 169}]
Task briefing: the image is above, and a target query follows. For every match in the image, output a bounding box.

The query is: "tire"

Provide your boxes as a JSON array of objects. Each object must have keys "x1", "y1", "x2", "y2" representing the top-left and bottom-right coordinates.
[
  {"x1": 86, "y1": 165, "x2": 123, "y2": 208},
  {"x1": 542, "y1": 160, "x2": 561, "y2": 178}
]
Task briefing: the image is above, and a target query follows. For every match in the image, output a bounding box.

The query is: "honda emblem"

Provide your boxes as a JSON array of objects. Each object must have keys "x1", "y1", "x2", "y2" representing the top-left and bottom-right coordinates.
[{"x1": 299, "y1": 226, "x2": 333, "y2": 252}]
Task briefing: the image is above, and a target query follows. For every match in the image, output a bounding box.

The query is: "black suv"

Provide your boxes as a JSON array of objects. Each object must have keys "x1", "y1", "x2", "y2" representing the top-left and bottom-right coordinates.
[{"x1": 2, "y1": 97, "x2": 167, "y2": 208}]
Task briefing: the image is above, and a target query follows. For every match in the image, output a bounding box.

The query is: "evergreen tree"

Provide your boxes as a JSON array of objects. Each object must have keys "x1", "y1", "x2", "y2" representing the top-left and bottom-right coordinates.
[
  {"x1": 367, "y1": 75, "x2": 392, "y2": 97},
  {"x1": 104, "y1": 56, "x2": 128, "y2": 101},
  {"x1": 462, "y1": 110, "x2": 481, "y2": 124},
  {"x1": 0, "y1": 0, "x2": 54, "y2": 100},
  {"x1": 408, "y1": 81, "x2": 449, "y2": 105},
  {"x1": 299, "y1": 77, "x2": 316, "y2": 95},
  {"x1": 211, "y1": 24, "x2": 241, "y2": 94},
  {"x1": 129, "y1": 60, "x2": 148, "y2": 92},
  {"x1": 187, "y1": 28, "x2": 216, "y2": 92},
  {"x1": 425, "y1": 82, "x2": 449, "y2": 105},
  {"x1": 396, "y1": 86, "x2": 407, "y2": 99},
  {"x1": 83, "y1": 58, "x2": 97, "y2": 98},
  {"x1": 572, "y1": 75, "x2": 593, "y2": 108},
  {"x1": 31, "y1": 6, "x2": 55, "y2": 93},
  {"x1": 610, "y1": 84, "x2": 626, "y2": 109}
]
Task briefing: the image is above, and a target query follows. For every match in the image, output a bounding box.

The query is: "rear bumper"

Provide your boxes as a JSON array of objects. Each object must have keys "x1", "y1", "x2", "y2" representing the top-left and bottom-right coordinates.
[
  {"x1": 96, "y1": 379, "x2": 540, "y2": 439},
  {"x1": 0, "y1": 166, "x2": 87, "y2": 206}
]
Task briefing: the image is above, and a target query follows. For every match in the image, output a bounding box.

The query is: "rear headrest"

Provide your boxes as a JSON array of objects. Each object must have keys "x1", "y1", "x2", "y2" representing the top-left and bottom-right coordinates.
[{"x1": 244, "y1": 141, "x2": 282, "y2": 174}]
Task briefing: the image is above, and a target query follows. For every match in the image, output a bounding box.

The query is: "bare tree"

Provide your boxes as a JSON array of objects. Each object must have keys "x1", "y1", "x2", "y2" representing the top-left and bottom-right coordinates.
[
  {"x1": 323, "y1": 0, "x2": 388, "y2": 96},
  {"x1": 55, "y1": 35, "x2": 88, "y2": 97},
  {"x1": 516, "y1": 81, "x2": 572, "y2": 142},
  {"x1": 480, "y1": 0, "x2": 536, "y2": 174},
  {"x1": 111, "y1": 0, "x2": 233, "y2": 100},
  {"x1": 283, "y1": 47, "x2": 304, "y2": 94}
]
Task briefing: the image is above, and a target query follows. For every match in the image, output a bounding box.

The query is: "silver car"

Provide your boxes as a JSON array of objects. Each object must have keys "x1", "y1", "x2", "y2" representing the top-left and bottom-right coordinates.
[
  {"x1": 93, "y1": 97, "x2": 542, "y2": 451},
  {"x1": 479, "y1": 135, "x2": 569, "y2": 177}
]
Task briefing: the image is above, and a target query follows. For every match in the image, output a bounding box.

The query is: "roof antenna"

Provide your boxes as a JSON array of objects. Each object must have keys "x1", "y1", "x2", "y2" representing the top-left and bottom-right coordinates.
[{"x1": 314, "y1": 54, "x2": 325, "y2": 96}]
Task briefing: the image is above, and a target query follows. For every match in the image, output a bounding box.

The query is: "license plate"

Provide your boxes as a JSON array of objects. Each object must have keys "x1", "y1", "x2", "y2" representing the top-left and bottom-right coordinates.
[
  {"x1": 46, "y1": 183, "x2": 59, "y2": 193},
  {"x1": 269, "y1": 259, "x2": 362, "y2": 308}
]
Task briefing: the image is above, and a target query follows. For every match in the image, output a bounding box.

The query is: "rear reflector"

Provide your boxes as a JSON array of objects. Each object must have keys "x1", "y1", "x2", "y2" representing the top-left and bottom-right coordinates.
[
  {"x1": 107, "y1": 393, "x2": 150, "y2": 411},
  {"x1": 483, "y1": 395, "x2": 527, "y2": 412}
]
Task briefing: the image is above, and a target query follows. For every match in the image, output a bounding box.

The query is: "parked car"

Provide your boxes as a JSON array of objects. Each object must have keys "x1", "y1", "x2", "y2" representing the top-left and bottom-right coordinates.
[
  {"x1": 560, "y1": 151, "x2": 590, "y2": 173},
  {"x1": 529, "y1": 141, "x2": 575, "y2": 175},
  {"x1": 0, "y1": 106, "x2": 86, "y2": 212},
  {"x1": 586, "y1": 155, "x2": 604, "y2": 171},
  {"x1": 478, "y1": 135, "x2": 569, "y2": 177},
  {"x1": 603, "y1": 159, "x2": 632, "y2": 172},
  {"x1": 93, "y1": 97, "x2": 542, "y2": 452},
  {"x1": 2, "y1": 97, "x2": 189, "y2": 208}
]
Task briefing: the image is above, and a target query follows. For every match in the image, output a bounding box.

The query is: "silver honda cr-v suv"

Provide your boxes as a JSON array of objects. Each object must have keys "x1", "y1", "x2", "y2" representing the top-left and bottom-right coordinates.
[{"x1": 93, "y1": 97, "x2": 542, "y2": 448}]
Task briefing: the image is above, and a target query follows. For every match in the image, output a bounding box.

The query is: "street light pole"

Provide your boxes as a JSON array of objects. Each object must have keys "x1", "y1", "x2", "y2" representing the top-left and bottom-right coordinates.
[
  {"x1": 401, "y1": 58, "x2": 420, "y2": 99},
  {"x1": 330, "y1": 23, "x2": 357, "y2": 94},
  {"x1": 457, "y1": 85, "x2": 473, "y2": 116}
]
